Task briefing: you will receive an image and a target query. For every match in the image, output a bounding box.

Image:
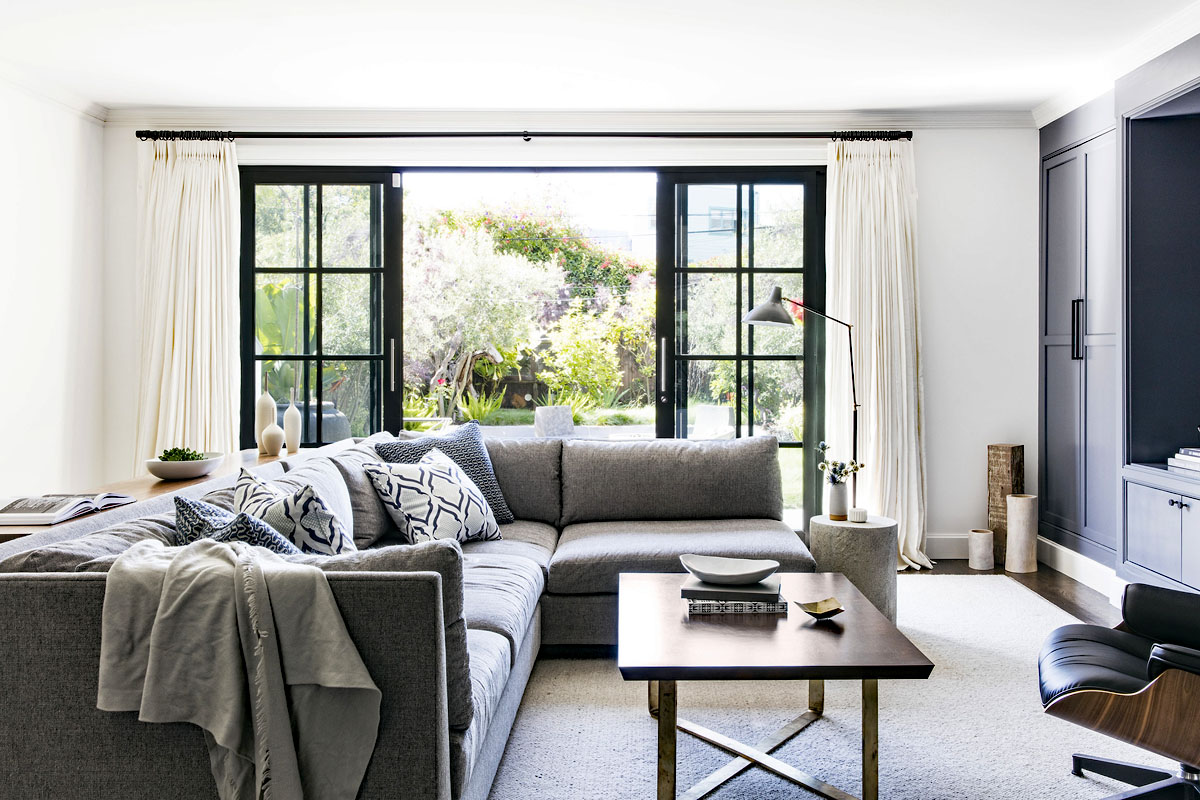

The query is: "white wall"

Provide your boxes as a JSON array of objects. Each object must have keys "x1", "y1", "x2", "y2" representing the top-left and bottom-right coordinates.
[
  {"x1": 98, "y1": 123, "x2": 1042, "y2": 555},
  {"x1": 0, "y1": 79, "x2": 106, "y2": 495},
  {"x1": 913, "y1": 128, "x2": 1040, "y2": 555}
]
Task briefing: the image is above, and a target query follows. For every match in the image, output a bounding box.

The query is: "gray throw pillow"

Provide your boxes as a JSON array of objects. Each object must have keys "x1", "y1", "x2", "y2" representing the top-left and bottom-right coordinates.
[{"x1": 374, "y1": 421, "x2": 514, "y2": 524}]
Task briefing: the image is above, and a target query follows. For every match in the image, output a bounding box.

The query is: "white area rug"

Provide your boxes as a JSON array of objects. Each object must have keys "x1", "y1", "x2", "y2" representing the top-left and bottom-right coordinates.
[{"x1": 489, "y1": 575, "x2": 1174, "y2": 799}]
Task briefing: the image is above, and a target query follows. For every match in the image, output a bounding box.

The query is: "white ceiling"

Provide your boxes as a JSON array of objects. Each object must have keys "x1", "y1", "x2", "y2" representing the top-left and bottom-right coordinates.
[{"x1": 2, "y1": 0, "x2": 1198, "y2": 116}]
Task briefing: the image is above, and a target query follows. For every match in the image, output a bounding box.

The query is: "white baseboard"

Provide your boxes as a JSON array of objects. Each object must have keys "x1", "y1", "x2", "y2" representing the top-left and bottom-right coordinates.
[
  {"x1": 924, "y1": 532, "x2": 1126, "y2": 604},
  {"x1": 925, "y1": 532, "x2": 969, "y2": 560},
  {"x1": 1036, "y1": 536, "x2": 1127, "y2": 606}
]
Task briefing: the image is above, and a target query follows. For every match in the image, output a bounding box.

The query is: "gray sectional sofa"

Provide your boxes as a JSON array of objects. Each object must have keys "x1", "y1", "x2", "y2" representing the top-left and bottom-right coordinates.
[{"x1": 0, "y1": 434, "x2": 815, "y2": 800}]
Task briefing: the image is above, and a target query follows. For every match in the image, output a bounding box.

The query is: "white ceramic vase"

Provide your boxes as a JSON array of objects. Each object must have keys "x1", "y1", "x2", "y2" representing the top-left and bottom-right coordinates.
[
  {"x1": 969, "y1": 529, "x2": 995, "y2": 570},
  {"x1": 828, "y1": 481, "x2": 848, "y2": 521},
  {"x1": 261, "y1": 423, "x2": 285, "y2": 457},
  {"x1": 1005, "y1": 494, "x2": 1039, "y2": 573},
  {"x1": 284, "y1": 388, "x2": 302, "y2": 454},
  {"x1": 254, "y1": 386, "x2": 276, "y2": 455}
]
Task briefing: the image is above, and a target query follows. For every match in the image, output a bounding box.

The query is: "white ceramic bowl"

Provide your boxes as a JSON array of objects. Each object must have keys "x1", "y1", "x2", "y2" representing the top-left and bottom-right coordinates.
[
  {"x1": 679, "y1": 554, "x2": 780, "y2": 585},
  {"x1": 145, "y1": 452, "x2": 225, "y2": 481}
]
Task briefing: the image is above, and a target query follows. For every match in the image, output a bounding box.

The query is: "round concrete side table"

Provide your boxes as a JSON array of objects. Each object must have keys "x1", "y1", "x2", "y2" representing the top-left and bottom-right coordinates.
[{"x1": 807, "y1": 514, "x2": 898, "y2": 623}]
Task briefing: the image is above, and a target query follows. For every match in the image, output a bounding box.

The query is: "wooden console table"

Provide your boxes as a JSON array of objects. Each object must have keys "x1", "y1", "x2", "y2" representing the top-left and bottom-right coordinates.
[{"x1": 0, "y1": 441, "x2": 354, "y2": 543}]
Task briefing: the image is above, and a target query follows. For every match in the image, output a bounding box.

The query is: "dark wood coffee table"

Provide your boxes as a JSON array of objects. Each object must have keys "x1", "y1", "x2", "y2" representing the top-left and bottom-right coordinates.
[{"x1": 617, "y1": 572, "x2": 933, "y2": 800}]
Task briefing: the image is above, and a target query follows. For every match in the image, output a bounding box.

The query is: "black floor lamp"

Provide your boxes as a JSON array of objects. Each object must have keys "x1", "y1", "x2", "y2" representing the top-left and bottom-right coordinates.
[{"x1": 742, "y1": 286, "x2": 861, "y2": 507}]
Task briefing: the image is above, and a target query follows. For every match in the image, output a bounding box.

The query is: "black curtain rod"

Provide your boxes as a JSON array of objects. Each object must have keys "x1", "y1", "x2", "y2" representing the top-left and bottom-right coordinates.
[{"x1": 135, "y1": 129, "x2": 913, "y2": 142}]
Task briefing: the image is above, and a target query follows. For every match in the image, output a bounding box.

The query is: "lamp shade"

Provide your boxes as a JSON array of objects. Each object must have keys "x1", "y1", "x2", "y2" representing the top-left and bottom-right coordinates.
[{"x1": 742, "y1": 286, "x2": 795, "y2": 327}]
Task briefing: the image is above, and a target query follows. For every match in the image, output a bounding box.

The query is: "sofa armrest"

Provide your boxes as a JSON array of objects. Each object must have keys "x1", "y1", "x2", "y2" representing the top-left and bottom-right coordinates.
[
  {"x1": 1148, "y1": 642, "x2": 1200, "y2": 682},
  {"x1": 0, "y1": 571, "x2": 452, "y2": 800}
]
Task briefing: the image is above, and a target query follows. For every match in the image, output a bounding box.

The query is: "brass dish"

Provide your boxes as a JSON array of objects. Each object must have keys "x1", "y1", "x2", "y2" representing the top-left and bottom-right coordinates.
[{"x1": 796, "y1": 596, "x2": 845, "y2": 620}]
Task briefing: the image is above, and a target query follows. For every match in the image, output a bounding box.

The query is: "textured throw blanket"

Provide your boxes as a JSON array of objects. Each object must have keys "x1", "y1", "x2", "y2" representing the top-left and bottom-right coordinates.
[{"x1": 97, "y1": 539, "x2": 380, "y2": 800}]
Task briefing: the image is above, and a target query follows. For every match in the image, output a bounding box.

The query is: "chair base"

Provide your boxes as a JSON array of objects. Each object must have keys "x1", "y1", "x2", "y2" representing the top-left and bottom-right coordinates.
[{"x1": 1073, "y1": 755, "x2": 1200, "y2": 799}]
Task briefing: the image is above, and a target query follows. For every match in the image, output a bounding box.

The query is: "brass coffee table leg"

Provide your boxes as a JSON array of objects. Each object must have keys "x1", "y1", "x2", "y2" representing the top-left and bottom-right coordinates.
[
  {"x1": 862, "y1": 679, "x2": 878, "y2": 800},
  {"x1": 657, "y1": 680, "x2": 676, "y2": 800}
]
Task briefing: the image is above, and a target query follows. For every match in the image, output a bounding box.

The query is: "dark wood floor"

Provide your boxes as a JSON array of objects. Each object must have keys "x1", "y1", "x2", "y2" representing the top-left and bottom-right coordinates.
[{"x1": 912, "y1": 559, "x2": 1119, "y2": 627}]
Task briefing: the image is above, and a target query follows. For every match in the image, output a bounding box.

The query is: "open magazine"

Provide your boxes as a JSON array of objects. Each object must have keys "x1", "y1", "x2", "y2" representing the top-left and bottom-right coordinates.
[{"x1": 0, "y1": 493, "x2": 135, "y2": 525}]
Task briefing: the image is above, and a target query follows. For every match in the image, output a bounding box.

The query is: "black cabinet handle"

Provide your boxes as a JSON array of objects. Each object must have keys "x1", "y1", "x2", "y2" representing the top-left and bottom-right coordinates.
[
  {"x1": 1169, "y1": 498, "x2": 1179, "y2": 507},
  {"x1": 1183, "y1": 502, "x2": 1192, "y2": 510},
  {"x1": 1071, "y1": 299, "x2": 1085, "y2": 360}
]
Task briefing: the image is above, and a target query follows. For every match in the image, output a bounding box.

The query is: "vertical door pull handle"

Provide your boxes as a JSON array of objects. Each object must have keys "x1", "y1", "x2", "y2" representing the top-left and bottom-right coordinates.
[
  {"x1": 390, "y1": 338, "x2": 396, "y2": 392},
  {"x1": 659, "y1": 337, "x2": 667, "y2": 394},
  {"x1": 1070, "y1": 299, "x2": 1084, "y2": 360}
]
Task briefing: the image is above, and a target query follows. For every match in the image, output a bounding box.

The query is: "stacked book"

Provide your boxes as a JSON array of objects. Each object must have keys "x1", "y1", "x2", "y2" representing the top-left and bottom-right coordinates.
[
  {"x1": 1167, "y1": 448, "x2": 1200, "y2": 477},
  {"x1": 681, "y1": 575, "x2": 787, "y2": 615}
]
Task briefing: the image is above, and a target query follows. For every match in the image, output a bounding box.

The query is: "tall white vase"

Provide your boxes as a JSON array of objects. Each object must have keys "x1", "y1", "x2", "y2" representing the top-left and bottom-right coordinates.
[
  {"x1": 828, "y1": 482, "x2": 849, "y2": 521},
  {"x1": 1005, "y1": 494, "x2": 1039, "y2": 573},
  {"x1": 254, "y1": 385, "x2": 276, "y2": 455},
  {"x1": 284, "y1": 388, "x2": 302, "y2": 455}
]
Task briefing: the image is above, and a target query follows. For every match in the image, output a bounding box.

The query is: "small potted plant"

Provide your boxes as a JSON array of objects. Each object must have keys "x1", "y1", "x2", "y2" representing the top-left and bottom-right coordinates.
[{"x1": 816, "y1": 441, "x2": 863, "y2": 521}]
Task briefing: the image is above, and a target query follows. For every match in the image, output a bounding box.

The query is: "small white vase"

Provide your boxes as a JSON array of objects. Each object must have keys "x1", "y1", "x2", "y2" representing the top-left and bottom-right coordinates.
[
  {"x1": 828, "y1": 481, "x2": 848, "y2": 521},
  {"x1": 969, "y1": 529, "x2": 995, "y2": 570},
  {"x1": 261, "y1": 423, "x2": 285, "y2": 457},
  {"x1": 284, "y1": 388, "x2": 302, "y2": 454},
  {"x1": 254, "y1": 386, "x2": 276, "y2": 455}
]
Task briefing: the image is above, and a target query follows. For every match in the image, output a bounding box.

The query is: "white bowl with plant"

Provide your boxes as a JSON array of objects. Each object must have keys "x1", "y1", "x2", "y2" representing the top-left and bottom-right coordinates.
[{"x1": 145, "y1": 448, "x2": 224, "y2": 481}]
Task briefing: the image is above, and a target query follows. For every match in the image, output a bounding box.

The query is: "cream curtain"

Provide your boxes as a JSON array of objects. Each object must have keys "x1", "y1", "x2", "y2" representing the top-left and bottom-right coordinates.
[
  {"x1": 825, "y1": 139, "x2": 932, "y2": 570},
  {"x1": 133, "y1": 140, "x2": 240, "y2": 467}
]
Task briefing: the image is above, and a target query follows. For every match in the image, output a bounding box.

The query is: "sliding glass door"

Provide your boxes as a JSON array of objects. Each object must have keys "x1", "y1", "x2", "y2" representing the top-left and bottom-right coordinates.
[
  {"x1": 656, "y1": 169, "x2": 826, "y2": 515},
  {"x1": 239, "y1": 168, "x2": 401, "y2": 446}
]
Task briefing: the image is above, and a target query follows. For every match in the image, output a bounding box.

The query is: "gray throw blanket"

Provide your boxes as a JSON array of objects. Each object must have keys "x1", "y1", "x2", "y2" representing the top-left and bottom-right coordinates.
[{"x1": 97, "y1": 539, "x2": 381, "y2": 800}]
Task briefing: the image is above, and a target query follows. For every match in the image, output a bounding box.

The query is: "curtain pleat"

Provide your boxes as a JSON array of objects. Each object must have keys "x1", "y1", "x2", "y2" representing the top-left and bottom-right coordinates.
[
  {"x1": 133, "y1": 140, "x2": 240, "y2": 468},
  {"x1": 825, "y1": 139, "x2": 932, "y2": 570}
]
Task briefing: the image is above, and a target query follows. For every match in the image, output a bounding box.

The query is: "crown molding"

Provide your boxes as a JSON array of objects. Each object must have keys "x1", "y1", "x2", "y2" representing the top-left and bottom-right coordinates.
[
  {"x1": 104, "y1": 107, "x2": 1035, "y2": 132},
  {"x1": 0, "y1": 60, "x2": 108, "y2": 124},
  {"x1": 1033, "y1": 0, "x2": 1200, "y2": 128}
]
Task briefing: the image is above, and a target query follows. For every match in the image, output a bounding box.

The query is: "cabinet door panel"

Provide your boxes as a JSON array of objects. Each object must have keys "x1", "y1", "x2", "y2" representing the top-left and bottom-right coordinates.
[
  {"x1": 1045, "y1": 155, "x2": 1083, "y2": 337},
  {"x1": 1126, "y1": 482, "x2": 1182, "y2": 581},
  {"x1": 1183, "y1": 499, "x2": 1200, "y2": 589},
  {"x1": 1083, "y1": 342, "x2": 1119, "y2": 550},
  {"x1": 1043, "y1": 344, "x2": 1082, "y2": 533},
  {"x1": 1084, "y1": 134, "x2": 1118, "y2": 337}
]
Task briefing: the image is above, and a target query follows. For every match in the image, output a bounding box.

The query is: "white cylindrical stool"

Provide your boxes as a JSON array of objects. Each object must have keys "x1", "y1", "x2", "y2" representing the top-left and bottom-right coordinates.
[
  {"x1": 808, "y1": 514, "x2": 898, "y2": 623},
  {"x1": 1005, "y1": 494, "x2": 1038, "y2": 573},
  {"x1": 968, "y1": 529, "x2": 994, "y2": 570}
]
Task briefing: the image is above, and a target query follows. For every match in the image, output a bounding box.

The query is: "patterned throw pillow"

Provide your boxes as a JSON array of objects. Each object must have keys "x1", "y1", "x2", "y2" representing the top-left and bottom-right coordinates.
[
  {"x1": 233, "y1": 469, "x2": 356, "y2": 556},
  {"x1": 374, "y1": 421, "x2": 514, "y2": 524},
  {"x1": 173, "y1": 496, "x2": 301, "y2": 556},
  {"x1": 363, "y1": 449, "x2": 502, "y2": 544}
]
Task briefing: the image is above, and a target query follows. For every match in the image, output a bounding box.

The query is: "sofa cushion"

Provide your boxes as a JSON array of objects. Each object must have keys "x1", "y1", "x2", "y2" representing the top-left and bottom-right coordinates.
[
  {"x1": 559, "y1": 437, "x2": 783, "y2": 525},
  {"x1": 483, "y1": 439, "x2": 562, "y2": 527},
  {"x1": 375, "y1": 421, "x2": 515, "y2": 524},
  {"x1": 234, "y1": 468, "x2": 356, "y2": 555},
  {"x1": 328, "y1": 434, "x2": 398, "y2": 548},
  {"x1": 460, "y1": 519, "x2": 558, "y2": 580},
  {"x1": 449, "y1": 629, "x2": 511, "y2": 800},
  {"x1": 462, "y1": 554, "x2": 543, "y2": 666},
  {"x1": 547, "y1": 518, "x2": 815, "y2": 595},
  {"x1": 262, "y1": 457, "x2": 356, "y2": 541},
  {"x1": 0, "y1": 514, "x2": 177, "y2": 573}
]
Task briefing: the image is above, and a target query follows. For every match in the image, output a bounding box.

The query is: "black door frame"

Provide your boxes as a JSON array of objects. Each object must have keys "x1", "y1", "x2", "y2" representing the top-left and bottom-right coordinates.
[
  {"x1": 238, "y1": 166, "x2": 402, "y2": 448},
  {"x1": 655, "y1": 167, "x2": 827, "y2": 518}
]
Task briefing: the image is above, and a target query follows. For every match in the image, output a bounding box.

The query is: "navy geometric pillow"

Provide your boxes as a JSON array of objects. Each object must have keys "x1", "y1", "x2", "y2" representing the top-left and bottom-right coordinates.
[
  {"x1": 374, "y1": 421, "x2": 514, "y2": 524},
  {"x1": 173, "y1": 496, "x2": 302, "y2": 556}
]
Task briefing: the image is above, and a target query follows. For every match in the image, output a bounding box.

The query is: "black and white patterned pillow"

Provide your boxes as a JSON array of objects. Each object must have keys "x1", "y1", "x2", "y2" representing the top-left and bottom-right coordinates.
[
  {"x1": 363, "y1": 449, "x2": 502, "y2": 544},
  {"x1": 233, "y1": 469, "x2": 356, "y2": 556},
  {"x1": 173, "y1": 496, "x2": 301, "y2": 556},
  {"x1": 374, "y1": 421, "x2": 514, "y2": 524}
]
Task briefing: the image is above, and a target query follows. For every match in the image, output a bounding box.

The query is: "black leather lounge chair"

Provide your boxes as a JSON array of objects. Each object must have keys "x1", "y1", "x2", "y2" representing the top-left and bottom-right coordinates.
[{"x1": 1039, "y1": 583, "x2": 1200, "y2": 798}]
